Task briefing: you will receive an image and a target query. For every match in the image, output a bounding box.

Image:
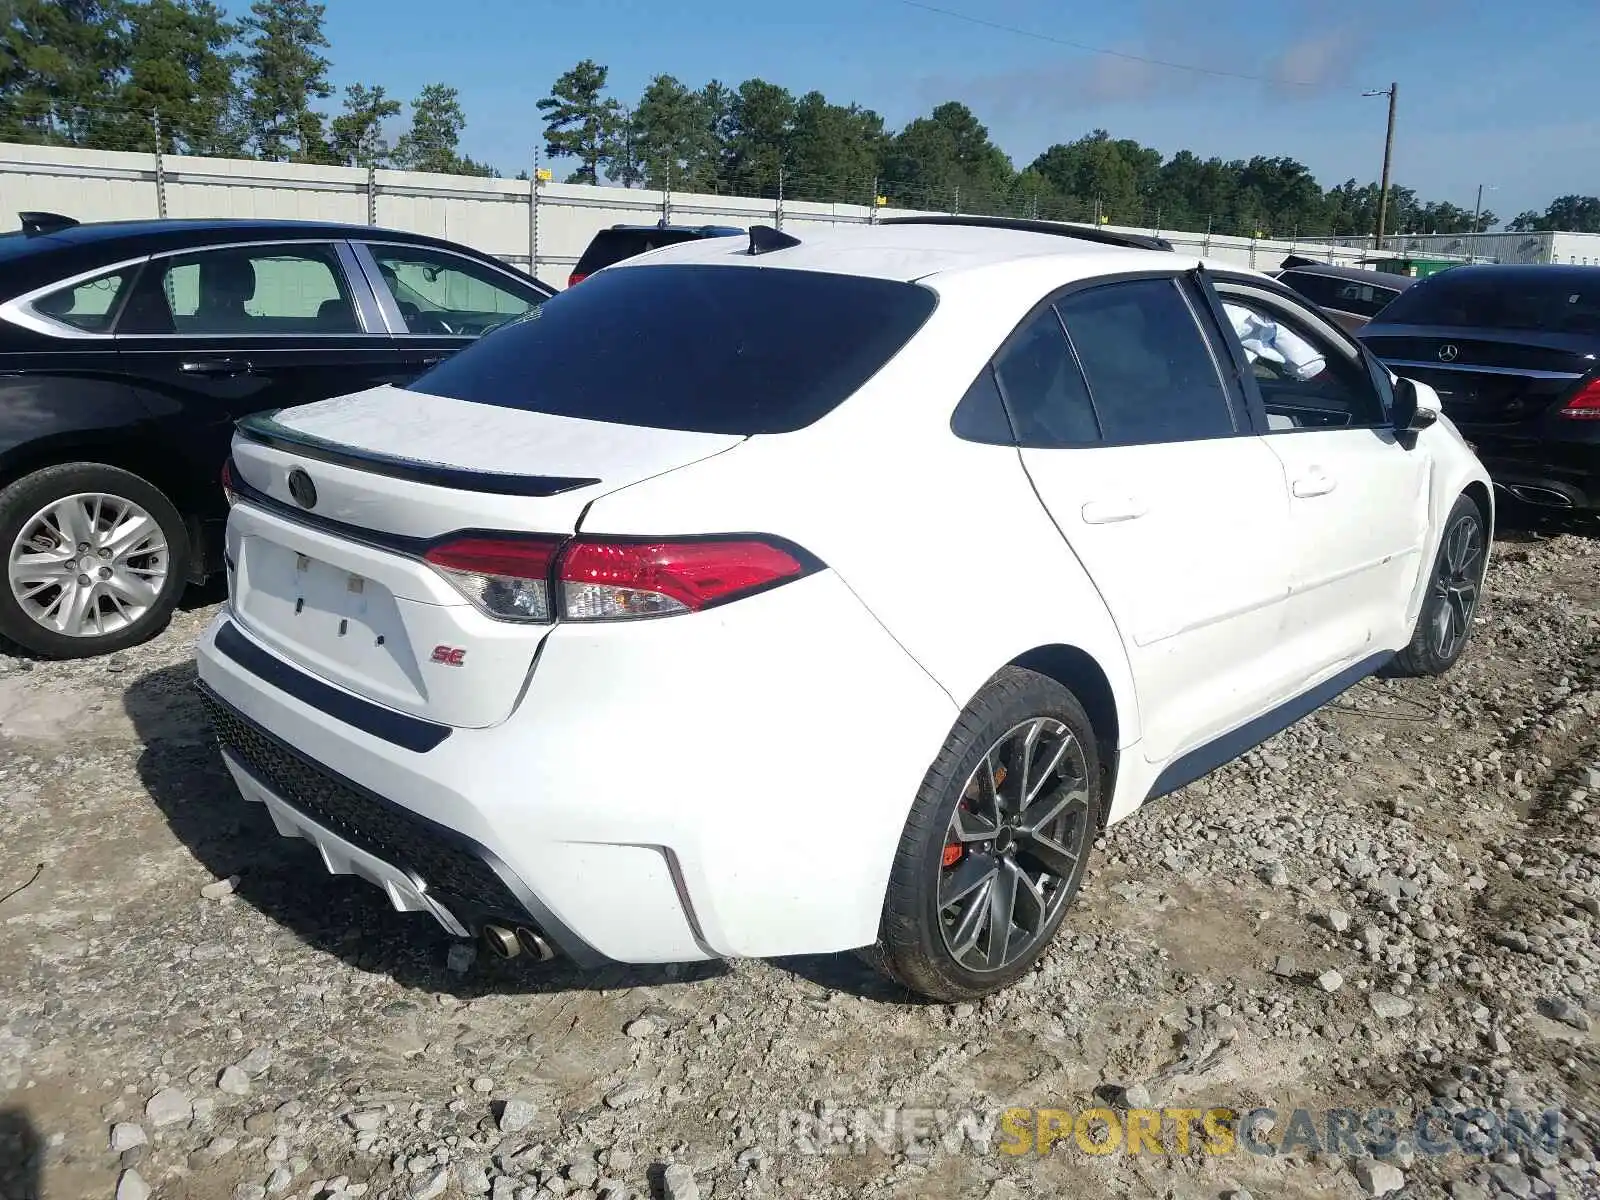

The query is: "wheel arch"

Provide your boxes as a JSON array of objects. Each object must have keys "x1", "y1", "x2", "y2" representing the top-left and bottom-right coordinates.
[{"x1": 1007, "y1": 643, "x2": 1122, "y2": 830}]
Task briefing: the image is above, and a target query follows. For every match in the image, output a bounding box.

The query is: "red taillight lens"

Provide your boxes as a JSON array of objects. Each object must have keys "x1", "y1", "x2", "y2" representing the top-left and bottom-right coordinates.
[
  {"x1": 1559, "y1": 378, "x2": 1600, "y2": 419},
  {"x1": 567, "y1": 272, "x2": 587, "y2": 287},
  {"x1": 557, "y1": 539, "x2": 807, "y2": 620},
  {"x1": 221, "y1": 458, "x2": 238, "y2": 507},
  {"x1": 424, "y1": 536, "x2": 562, "y2": 621}
]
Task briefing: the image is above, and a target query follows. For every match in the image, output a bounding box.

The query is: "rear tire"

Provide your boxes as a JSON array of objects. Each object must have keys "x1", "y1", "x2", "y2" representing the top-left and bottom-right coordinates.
[
  {"x1": 1385, "y1": 493, "x2": 1486, "y2": 678},
  {"x1": 870, "y1": 667, "x2": 1100, "y2": 1002},
  {"x1": 0, "y1": 463, "x2": 190, "y2": 660}
]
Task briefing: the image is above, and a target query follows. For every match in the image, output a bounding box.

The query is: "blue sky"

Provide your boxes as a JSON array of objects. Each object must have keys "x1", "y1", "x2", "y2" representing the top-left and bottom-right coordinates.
[{"x1": 265, "y1": 0, "x2": 1599, "y2": 224}]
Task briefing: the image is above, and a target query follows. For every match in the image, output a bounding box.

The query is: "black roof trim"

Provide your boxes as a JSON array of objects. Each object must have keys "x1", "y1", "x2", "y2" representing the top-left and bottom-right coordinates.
[
  {"x1": 880, "y1": 214, "x2": 1174, "y2": 253},
  {"x1": 747, "y1": 224, "x2": 802, "y2": 256},
  {"x1": 19, "y1": 211, "x2": 78, "y2": 235}
]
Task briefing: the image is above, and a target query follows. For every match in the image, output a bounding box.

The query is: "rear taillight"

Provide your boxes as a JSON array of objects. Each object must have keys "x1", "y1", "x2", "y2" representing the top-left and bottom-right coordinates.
[
  {"x1": 567, "y1": 271, "x2": 587, "y2": 287},
  {"x1": 424, "y1": 536, "x2": 561, "y2": 622},
  {"x1": 422, "y1": 534, "x2": 812, "y2": 622},
  {"x1": 558, "y1": 539, "x2": 807, "y2": 619},
  {"x1": 1559, "y1": 378, "x2": 1600, "y2": 419},
  {"x1": 221, "y1": 458, "x2": 238, "y2": 507}
]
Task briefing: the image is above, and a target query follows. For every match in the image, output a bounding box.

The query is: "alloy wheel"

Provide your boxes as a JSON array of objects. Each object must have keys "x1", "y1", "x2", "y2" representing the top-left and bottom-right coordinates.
[
  {"x1": 8, "y1": 493, "x2": 170, "y2": 638},
  {"x1": 1430, "y1": 513, "x2": 1484, "y2": 661},
  {"x1": 937, "y1": 717, "x2": 1091, "y2": 973}
]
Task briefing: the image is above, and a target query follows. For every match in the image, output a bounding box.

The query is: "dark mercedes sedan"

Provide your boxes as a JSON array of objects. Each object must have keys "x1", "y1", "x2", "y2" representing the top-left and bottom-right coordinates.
[
  {"x1": 0, "y1": 212, "x2": 553, "y2": 658},
  {"x1": 1359, "y1": 264, "x2": 1600, "y2": 513}
]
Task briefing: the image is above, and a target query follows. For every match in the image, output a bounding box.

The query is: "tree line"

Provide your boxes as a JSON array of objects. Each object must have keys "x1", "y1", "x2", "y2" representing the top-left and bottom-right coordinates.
[{"x1": 4, "y1": 4, "x2": 1598, "y2": 236}]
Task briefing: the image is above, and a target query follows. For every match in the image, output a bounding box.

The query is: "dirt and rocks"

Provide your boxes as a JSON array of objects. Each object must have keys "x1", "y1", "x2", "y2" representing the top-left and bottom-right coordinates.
[{"x1": 1, "y1": 516, "x2": 1598, "y2": 1200}]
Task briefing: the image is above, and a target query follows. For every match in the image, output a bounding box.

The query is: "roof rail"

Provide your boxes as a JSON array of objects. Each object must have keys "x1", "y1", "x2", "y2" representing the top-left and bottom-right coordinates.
[
  {"x1": 18, "y1": 211, "x2": 79, "y2": 236},
  {"x1": 880, "y1": 214, "x2": 1173, "y2": 253}
]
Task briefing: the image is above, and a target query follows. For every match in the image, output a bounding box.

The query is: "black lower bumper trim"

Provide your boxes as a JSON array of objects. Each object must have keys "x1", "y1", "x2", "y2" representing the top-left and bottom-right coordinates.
[{"x1": 197, "y1": 681, "x2": 609, "y2": 967}]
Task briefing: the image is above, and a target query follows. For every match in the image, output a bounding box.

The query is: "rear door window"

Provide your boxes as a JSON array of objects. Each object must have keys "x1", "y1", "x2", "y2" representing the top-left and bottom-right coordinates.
[
  {"x1": 409, "y1": 264, "x2": 937, "y2": 434},
  {"x1": 1055, "y1": 278, "x2": 1237, "y2": 445},
  {"x1": 122, "y1": 244, "x2": 362, "y2": 335}
]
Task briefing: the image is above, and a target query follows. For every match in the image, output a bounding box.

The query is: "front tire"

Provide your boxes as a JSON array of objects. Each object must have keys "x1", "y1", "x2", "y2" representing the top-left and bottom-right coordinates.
[
  {"x1": 871, "y1": 667, "x2": 1101, "y2": 1001},
  {"x1": 0, "y1": 463, "x2": 190, "y2": 659},
  {"x1": 1386, "y1": 493, "x2": 1487, "y2": 678}
]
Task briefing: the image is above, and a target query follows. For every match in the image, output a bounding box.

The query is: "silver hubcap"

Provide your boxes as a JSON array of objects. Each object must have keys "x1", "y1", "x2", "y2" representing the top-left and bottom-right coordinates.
[
  {"x1": 1430, "y1": 513, "x2": 1484, "y2": 660},
  {"x1": 8, "y1": 493, "x2": 169, "y2": 638},
  {"x1": 938, "y1": 717, "x2": 1091, "y2": 973}
]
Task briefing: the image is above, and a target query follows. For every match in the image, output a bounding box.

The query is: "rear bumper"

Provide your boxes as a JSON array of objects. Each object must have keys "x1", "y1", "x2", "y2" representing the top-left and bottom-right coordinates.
[
  {"x1": 194, "y1": 568, "x2": 956, "y2": 963},
  {"x1": 1464, "y1": 427, "x2": 1600, "y2": 509}
]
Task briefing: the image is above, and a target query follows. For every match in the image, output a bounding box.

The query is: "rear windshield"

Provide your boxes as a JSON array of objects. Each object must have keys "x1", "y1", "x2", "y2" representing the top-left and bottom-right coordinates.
[
  {"x1": 574, "y1": 229, "x2": 723, "y2": 276},
  {"x1": 409, "y1": 264, "x2": 938, "y2": 434},
  {"x1": 1376, "y1": 270, "x2": 1600, "y2": 334}
]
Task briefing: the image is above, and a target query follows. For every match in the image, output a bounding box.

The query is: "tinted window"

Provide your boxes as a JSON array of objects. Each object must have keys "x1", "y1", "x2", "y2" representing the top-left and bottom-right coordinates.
[
  {"x1": 1056, "y1": 279, "x2": 1235, "y2": 445},
  {"x1": 32, "y1": 268, "x2": 134, "y2": 332},
  {"x1": 123, "y1": 244, "x2": 360, "y2": 334},
  {"x1": 1376, "y1": 269, "x2": 1600, "y2": 334},
  {"x1": 950, "y1": 365, "x2": 1015, "y2": 445},
  {"x1": 993, "y1": 307, "x2": 1098, "y2": 446},
  {"x1": 1221, "y1": 296, "x2": 1385, "y2": 428},
  {"x1": 411, "y1": 265, "x2": 937, "y2": 435},
  {"x1": 369, "y1": 245, "x2": 539, "y2": 336},
  {"x1": 1280, "y1": 271, "x2": 1339, "y2": 307}
]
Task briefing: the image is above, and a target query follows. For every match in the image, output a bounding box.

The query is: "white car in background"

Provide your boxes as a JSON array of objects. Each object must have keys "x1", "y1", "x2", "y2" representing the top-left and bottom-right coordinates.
[{"x1": 197, "y1": 216, "x2": 1492, "y2": 1002}]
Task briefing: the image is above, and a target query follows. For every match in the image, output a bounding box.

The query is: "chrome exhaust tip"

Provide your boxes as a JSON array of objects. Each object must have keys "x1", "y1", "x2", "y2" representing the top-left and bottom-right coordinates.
[
  {"x1": 515, "y1": 927, "x2": 556, "y2": 962},
  {"x1": 1507, "y1": 484, "x2": 1575, "y2": 508},
  {"x1": 482, "y1": 924, "x2": 521, "y2": 959}
]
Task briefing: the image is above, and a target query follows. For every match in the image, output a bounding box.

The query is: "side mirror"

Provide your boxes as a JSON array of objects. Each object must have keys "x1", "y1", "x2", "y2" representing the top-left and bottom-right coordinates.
[{"x1": 1392, "y1": 376, "x2": 1440, "y2": 432}]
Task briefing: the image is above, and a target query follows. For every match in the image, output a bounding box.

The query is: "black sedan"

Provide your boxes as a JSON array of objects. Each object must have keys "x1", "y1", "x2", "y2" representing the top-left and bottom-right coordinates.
[
  {"x1": 0, "y1": 212, "x2": 553, "y2": 658},
  {"x1": 1359, "y1": 264, "x2": 1600, "y2": 513}
]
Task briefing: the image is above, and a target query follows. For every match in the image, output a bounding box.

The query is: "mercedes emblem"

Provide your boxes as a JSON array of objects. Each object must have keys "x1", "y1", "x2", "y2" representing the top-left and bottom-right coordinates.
[
  {"x1": 287, "y1": 467, "x2": 317, "y2": 510},
  {"x1": 1437, "y1": 343, "x2": 1460, "y2": 363}
]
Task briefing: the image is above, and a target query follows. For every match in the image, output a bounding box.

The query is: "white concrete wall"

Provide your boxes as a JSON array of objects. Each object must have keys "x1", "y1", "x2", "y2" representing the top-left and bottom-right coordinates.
[{"x1": 0, "y1": 140, "x2": 1373, "y2": 286}]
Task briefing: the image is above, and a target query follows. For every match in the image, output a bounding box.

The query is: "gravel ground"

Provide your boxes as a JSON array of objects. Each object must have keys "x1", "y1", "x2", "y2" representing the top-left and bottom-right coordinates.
[{"x1": 1, "y1": 514, "x2": 1597, "y2": 1200}]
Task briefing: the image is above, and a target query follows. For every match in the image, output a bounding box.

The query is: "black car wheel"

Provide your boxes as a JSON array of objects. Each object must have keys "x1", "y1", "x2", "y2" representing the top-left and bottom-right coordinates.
[
  {"x1": 0, "y1": 463, "x2": 190, "y2": 659},
  {"x1": 1386, "y1": 493, "x2": 1487, "y2": 677},
  {"x1": 870, "y1": 667, "x2": 1100, "y2": 1001}
]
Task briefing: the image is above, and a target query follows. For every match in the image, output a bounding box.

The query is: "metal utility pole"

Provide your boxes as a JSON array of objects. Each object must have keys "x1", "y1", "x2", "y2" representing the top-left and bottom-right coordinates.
[
  {"x1": 1363, "y1": 82, "x2": 1398, "y2": 250},
  {"x1": 1470, "y1": 183, "x2": 1496, "y2": 263}
]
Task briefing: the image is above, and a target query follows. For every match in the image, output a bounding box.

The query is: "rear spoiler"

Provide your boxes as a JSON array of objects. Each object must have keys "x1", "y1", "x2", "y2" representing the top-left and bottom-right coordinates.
[{"x1": 234, "y1": 412, "x2": 600, "y2": 498}]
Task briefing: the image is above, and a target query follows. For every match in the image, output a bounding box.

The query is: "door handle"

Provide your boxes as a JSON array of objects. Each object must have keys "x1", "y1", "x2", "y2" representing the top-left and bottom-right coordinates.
[
  {"x1": 180, "y1": 358, "x2": 254, "y2": 378},
  {"x1": 1081, "y1": 497, "x2": 1148, "y2": 524},
  {"x1": 1291, "y1": 472, "x2": 1337, "y2": 498}
]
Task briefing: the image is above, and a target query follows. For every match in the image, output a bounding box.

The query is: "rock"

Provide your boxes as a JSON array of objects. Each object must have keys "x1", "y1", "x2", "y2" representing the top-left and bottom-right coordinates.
[
  {"x1": 567, "y1": 1160, "x2": 600, "y2": 1187},
  {"x1": 661, "y1": 1164, "x2": 700, "y2": 1200},
  {"x1": 218, "y1": 1065, "x2": 252, "y2": 1096},
  {"x1": 455, "y1": 1158, "x2": 491, "y2": 1195},
  {"x1": 265, "y1": 1135, "x2": 289, "y2": 1164},
  {"x1": 603, "y1": 1083, "x2": 650, "y2": 1109},
  {"x1": 1448, "y1": 1183, "x2": 1489, "y2": 1200},
  {"x1": 237, "y1": 1045, "x2": 273, "y2": 1077},
  {"x1": 472, "y1": 1076, "x2": 494, "y2": 1094},
  {"x1": 1325, "y1": 909, "x2": 1352, "y2": 933},
  {"x1": 266, "y1": 1166, "x2": 294, "y2": 1196},
  {"x1": 243, "y1": 1110, "x2": 277, "y2": 1136},
  {"x1": 117, "y1": 1169, "x2": 152, "y2": 1200},
  {"x1": 109, "y1": 1122, "x2": 147, "y2": 1153},
  {"x1": 203, "y1": 1135, "x2": 238, "y2": 1161},
  {"x1": 234, "y1": 1185, "x2": 267, "y2": 1200},
  {"x1": 446, "y1": 943, "x2": 477, "y2": 974},
  {"x1": 1119, "y1": 1083, "x2": 1153, "y2": 1109},
  {"x1": 412, "y1": 1167, "x2": 450, "y2": 1200},
  {"x1": 346, "y1": 1108, "x2": 387, "y2": 1133},
  {"x1": 1539, "y1": 997, "x2": 1591, "y2": 1031},
  {"x1": 1259, "y1": 862, "x2": 1289, "y2": 887},
  {"x1": 1489, "y1": 1164, "x2": 1533, "y2": 1197},
  {"x1": 1317, "y1": 969, "x2": 1345, "y2": 993},
  {"x1": 1495, "y1": 930, "x2": 1531, "y2": 953},
  {"x1": 145, "y1": 1087, "x2": 192, "y2": 1128},
  {"x1": 624, "y1": 1017, "x2": 660, "y2": 1039},
  {"x1": 201, "y1": 875, "x2": 239, "y2": 900},
  {"x1": 1369, "y1": 993, "x2": 1414, "y2": 1019},
  {"x1": 1353, "y1": 1158, "x2": 1405, "y2": 1195},
  {"x1": 1272, "y1": 955, "x2": 1297, "y2": 978},
  {"x1": 498, "y1": 1097, "x2": 537, "y2": 1133}
]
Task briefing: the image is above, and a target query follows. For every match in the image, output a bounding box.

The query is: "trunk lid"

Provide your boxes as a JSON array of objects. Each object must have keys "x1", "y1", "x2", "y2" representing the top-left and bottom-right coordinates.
[
  {"x1": 1362, "y1": 324, "x2": 1598, "y2": 427},
  {"x1": 226, "y1": 385, "x2": 743, "y2": 728}
]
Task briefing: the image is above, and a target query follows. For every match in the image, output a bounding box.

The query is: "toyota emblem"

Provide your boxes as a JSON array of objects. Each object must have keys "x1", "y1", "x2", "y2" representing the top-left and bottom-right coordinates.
[
  {"x1": 287, "y1": 467, "x2": 317, "y2": 509},
  {"x1": 1437, "y1": 343, "x2": 1460, "y2": 363}
]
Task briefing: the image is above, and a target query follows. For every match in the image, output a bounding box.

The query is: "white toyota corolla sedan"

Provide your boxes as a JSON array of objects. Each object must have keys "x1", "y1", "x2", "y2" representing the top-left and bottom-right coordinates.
[{"x1": 197, "y1": 217, "x2": 1492, "y2": 1001}]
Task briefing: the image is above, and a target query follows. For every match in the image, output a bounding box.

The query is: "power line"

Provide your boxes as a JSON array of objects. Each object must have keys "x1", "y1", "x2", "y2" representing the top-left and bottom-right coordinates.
[{"x1": 896, "y1": 0, "x2": 1322, "y2": 89}]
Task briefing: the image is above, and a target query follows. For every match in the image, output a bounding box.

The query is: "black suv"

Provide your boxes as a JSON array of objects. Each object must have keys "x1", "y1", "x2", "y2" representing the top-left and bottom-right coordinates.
[
  {"x1": 0, "y1": 212, "x2": 553, "y2": 658},
  {"x1": 567, "y1": 222, "x2": 744, "y2": 287},
  {"x1": 1359, "y1": 264, "x2": 1600, "y2": 512}
]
